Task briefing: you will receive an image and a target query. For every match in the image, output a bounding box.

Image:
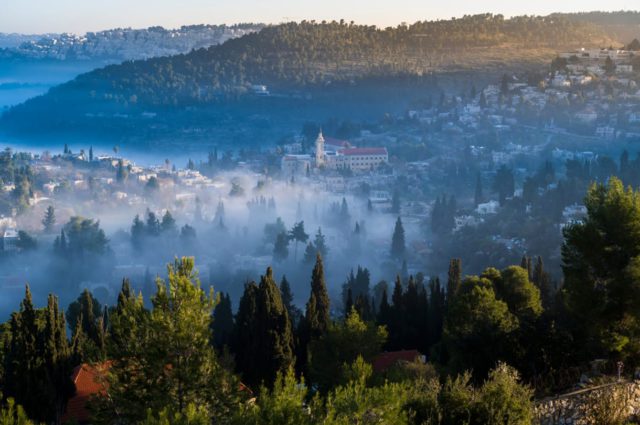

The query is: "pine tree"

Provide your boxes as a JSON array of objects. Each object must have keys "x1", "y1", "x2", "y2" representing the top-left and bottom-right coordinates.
[
  {"x1": 288, "y1": 221, "x2": 309, "y2": 262},
  {"x1": 42, "y1": 205, "x2": 56, "y2": 233},
  {"x1": 390, "y1": 217, "x2": 406, "y2": 260},
  {"x1": 160, "y1": 210, "x2": 177, "y2": 235},
  {"x1": 96, "y1": 258, "x2": 241, "y2": 422},
  {"x1": 131, "y1": 214, "x2": 145, "y2": 253},
  {"x1": 313, "y1": 227, "x2": 328, "y2": 259}
]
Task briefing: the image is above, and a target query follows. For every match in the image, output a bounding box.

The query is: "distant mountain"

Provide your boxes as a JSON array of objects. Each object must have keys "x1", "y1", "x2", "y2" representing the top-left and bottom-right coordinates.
[
  {"x1": 0, "y1": 14, "x2": 622, "y2": 145},
  {"x1": 0, "y1": 24, "x2": 264, "y2": 62}
]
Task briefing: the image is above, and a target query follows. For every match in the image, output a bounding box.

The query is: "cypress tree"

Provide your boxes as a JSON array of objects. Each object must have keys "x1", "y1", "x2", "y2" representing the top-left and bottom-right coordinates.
[
  {"x1": 212, "y1": 293, "x2": 234, "y2": 350},
  {"x1": 447, "y1": 258, "x2": 462, "y2": 303},
  {"x1": 232, "y1": 282, "x2": 259, "y2": 384},
  {"x1": 280, "y1": 276, "x2": 301, "y2": 327},
  {"x1": 307, "y1": 254, "x2": 330, "y2": 337},
  {"x1": 390, "y1": 217, "x2": 406, "y2": 260},
  {"x1": 254, "y1": 267, "x2": 294, "y2": 387}
]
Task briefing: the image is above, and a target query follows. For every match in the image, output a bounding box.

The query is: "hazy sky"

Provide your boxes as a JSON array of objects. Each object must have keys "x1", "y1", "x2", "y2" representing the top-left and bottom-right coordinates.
[{"x1": 2, "y1": 0, "x2": 638, "y2": 34}]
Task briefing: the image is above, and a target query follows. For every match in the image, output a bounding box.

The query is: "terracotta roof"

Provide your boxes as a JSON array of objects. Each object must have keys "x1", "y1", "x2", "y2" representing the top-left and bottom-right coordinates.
[
  {"x1": 324, "y1": 137, "x2": 351, "y2": 148},
  {"x1": 338, "y1": 148, "x2": 388, "y2": 156},
  {"x1": 372, "y1": 350, "x2": 421, "y2": 373},
  {"x1": 62, "y1": 363, "x2": 110, "y2": 424}
]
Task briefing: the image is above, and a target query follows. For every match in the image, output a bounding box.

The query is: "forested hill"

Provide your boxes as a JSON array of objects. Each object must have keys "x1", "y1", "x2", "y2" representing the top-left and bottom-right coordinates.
[
  {"x1": 0, "y1": 15, "x2": 618, "y2": 141},
  {"x1": 553, "y1": 11, "x2": 640, "y2": 43}
]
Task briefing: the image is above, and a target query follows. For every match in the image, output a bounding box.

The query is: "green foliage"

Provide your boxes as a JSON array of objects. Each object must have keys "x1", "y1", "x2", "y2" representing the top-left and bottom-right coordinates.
[
  {"x1": 92, "y1": 257, "x2": 242, "y2": 424},
  {"x1": 3, "y1": 288, "x2": 74, "y2": 423},
  {"x1": 443, "y1": 276, "x2": 518, "y2": 378},
  {"x1": 0, "y1": 397, "x2": 36, "y2": 425},
  {"x1": 309, "y1": 309, "x2": 387, "y2": 392},
  {"x1": 232, "y1": 368, "x2": 312, "y2": 425},
  {"x1": 139, "y1": 404, "x2": 210, "y2": 425},
  {"x1": 562, "y1": 177, "x2": 640, "y2": 359}
]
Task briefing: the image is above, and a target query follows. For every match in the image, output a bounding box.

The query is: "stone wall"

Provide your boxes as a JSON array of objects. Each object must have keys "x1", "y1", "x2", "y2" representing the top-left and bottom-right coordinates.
[{"x1": 534, "y1": 381, "x2": 640, "y2": 424}]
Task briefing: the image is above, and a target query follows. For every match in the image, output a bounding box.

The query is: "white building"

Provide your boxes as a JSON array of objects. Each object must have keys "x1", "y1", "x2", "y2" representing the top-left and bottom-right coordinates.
[
  {"x1": 2, "y1": 228, "x2": 19, "y2": 252},
  {"x1": 281, "y1": 154, "x2": 312, "y2": 177}
]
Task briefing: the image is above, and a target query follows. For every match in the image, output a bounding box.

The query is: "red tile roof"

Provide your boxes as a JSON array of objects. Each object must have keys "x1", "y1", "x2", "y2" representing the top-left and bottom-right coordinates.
[
  {"x1": 338, "y1": 148, "x2": 388, "y2": 156},
  {"x1": 62, "y1": 363, "x2": 110, "y2": 424},
  {"x1": 324, "y1": 137, "x2": 351, "y2": 148},
  {"x1": 372, "y1": 350, "x2": 421, "y2": 373}
]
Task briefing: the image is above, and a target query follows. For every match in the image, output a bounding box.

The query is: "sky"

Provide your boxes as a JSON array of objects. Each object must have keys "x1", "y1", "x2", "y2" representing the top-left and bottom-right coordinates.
[{"x1": 1, "y1": 0, "x2": 639, "y2": 34}]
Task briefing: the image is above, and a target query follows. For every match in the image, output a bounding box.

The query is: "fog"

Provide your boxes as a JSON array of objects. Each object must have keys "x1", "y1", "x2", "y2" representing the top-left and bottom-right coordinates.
[{"x1": 0, "y1": 152, "x2": 415, "y2": 322}]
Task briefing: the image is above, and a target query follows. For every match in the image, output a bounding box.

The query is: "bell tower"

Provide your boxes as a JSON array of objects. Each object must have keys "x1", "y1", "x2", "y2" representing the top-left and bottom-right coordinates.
[{"x1": 315, "y1": 130, "x2": 325, "y2": 167}]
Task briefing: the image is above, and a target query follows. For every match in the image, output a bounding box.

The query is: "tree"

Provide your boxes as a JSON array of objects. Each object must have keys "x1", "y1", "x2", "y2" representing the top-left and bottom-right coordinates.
[
  {"x1": 212, "y1": 293, "x2": 234, "y2": 351},
  {"x1": 4, "y1": 287, "x2": 75, "y2": 423},
  {"x1": 42, "y1": 205, "x2": 56, "y2": 233},
  {"x1": 253, "y1": 268, "x2": 295, "y2": 387},
  {"x1": 160, "y1": 210, "x2": 177, "y2": 236},
  {"x1": 390, "y1": 217, "x2": 406, "y2": 260},
  {"x1": 94, "y1": 258, "x2": 242, "y2": 423},
  {"x1": 563, "y1": 178, "x2": 640, "y2": 359},
  {"x1": 273, "y1": 232, "x2": 289, "y2": 263},
  {"x1": 447, "y1": 259, "x2": 462, "y2": 303},
  {"x1": 309, "y1": 309, "x2": 387, "y2": 392},
  {"x1": 288, "y1": 221, "x2": 309, "y2": 262},
  {"x1": 306, "y1": 254, "x2": 330, "y2": 338},
  {"x1": 443, "y1": 276, "x2": 518, "y2": 378},
  {"x1": 280, "y1": 276, "x2": 302, "y2": 327},
  {"x1": 313, "y1": 227, "x2": 328, "y2": 259},
  {"x1": 66, "y1": 289, "x2": 105, "y2": 359},
  {"x1": 131, "y1": 214, "x2": 145, "y2": 252},
  {"x1": 485, "y1": 266, "x2": 542, "y2": 320}
]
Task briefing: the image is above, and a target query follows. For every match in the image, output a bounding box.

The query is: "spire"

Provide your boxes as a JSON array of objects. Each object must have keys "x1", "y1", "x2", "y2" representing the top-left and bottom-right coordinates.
[{"x1": 315, "y1": 129, "x2": 325, "y2": 167}]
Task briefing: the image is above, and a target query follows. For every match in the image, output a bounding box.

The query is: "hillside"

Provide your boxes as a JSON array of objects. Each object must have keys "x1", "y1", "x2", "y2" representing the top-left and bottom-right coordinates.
[
  {"x1": 0, "y1": 24, "x2": 264, "y2": 62},
  {"x1": 0, "y1": 14, "x2": 620, "y2": 143}
]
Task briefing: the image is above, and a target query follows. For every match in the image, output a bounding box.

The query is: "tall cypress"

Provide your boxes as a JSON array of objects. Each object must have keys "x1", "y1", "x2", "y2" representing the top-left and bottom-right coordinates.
[
  {"x1": 307, "y1": 254, "x2": 330, "y2": 337},
  {"x1": 254, "y1": 267, "x2": 294, "y2": 387},
  {"x1": 280, "y1": 276, "x2": 302, "y2": 327},
  {"x1": 390, "y1": 217, "x2": 406, "y2": 259},
  {"x1": 232, "y1": 282, "x2": 259, "y2": 384},
  {"x1": 447, "y1": 258, "x2": 462, "y2": 303},
  {"x1": 212, "y1": 293, "x2": 234, "y2": 350}
]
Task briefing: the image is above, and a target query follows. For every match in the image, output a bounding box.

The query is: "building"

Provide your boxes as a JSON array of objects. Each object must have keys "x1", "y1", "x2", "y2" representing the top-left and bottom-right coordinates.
[
  {"x1": 2, "y1": 228, "x2": 19, "y2": 252},
  {"x1": 335, "y1": 147, "x2": 389, "y2": 171},
  {"x1": 62, "y1": 363, "x2": 110, "y2": 424},
  {"x1": 281, "y1": 154, "x2": 312, "y2": 177},
  {"x1": 315, "y1": 131, "x2": 325, "y2": 167}
]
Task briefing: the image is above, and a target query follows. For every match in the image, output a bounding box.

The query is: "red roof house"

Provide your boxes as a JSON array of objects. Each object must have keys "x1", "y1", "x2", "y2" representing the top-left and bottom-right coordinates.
[
  {"x1": 372, "y1": 350, "x2": 423, "y2": 374},
  {"x1": 62, "y1": 363, "x2": 110, "y2": 424}
]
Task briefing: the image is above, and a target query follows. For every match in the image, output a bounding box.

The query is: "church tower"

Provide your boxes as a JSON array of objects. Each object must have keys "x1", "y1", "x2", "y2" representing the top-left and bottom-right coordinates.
[{"x1": 315, "y1": 130, "x2": 325, "y2": 167}]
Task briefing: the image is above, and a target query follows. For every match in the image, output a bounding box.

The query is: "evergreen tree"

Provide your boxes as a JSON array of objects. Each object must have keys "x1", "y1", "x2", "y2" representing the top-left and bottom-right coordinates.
[
  {"x1": 131, "y1": 214, "x2": 145, "y2": 253},
  {"x1": 288, "y1": 221, "x2": 309, "y2": 262},
  {"x1": 160, "y1": 210, "x2": 177, "y2": 235},
  {"x1": 313, "y1": 227, "x2": 328, "y2": 259},
  {"x1": 232, "y1": 282, "x2": 259, "y2": 385},
  {"x1": 280, "y1": 276, "x2": 302, "y2": 327},
  {"x1": 212, "y1": 293, "x2": 234, "y2": 351},
  {"x1": 390, "y1": 217, "x2": 406, "y2": 260},
  {"x1": 95, "y1": 258, "x2": 242, "y2": 422},
  {"x1": 253, "y1": 268, "x2": 295, "y2": 388},
  {"x1": 273, "y1": 232, "x2": 289, "y2": 263},
  {"x1": 42, "y1": 205, "x2": 56, "y2": 233},
  {"x1": 306, "y1": 254, "x2": 330, "y2": 338},
  {"x1": 447, "y1": 259, "x2": 462, "y2": 303}
]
